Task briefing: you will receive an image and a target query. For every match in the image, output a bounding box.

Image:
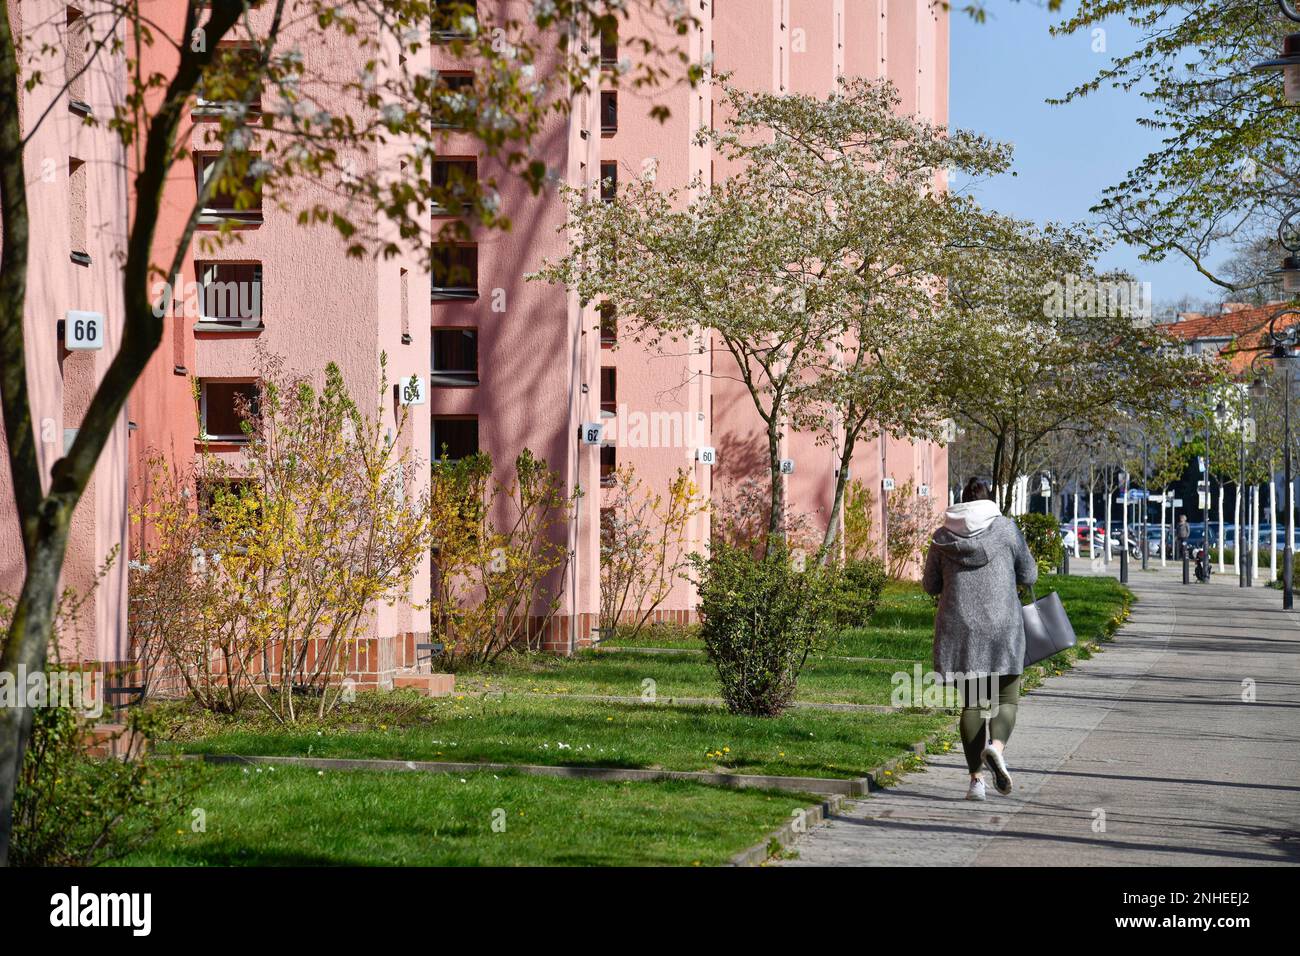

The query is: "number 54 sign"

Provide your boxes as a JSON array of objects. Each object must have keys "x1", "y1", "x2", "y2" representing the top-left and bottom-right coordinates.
[{"x1": 64, "y1": 310, "x2": 104, "y2": 350}]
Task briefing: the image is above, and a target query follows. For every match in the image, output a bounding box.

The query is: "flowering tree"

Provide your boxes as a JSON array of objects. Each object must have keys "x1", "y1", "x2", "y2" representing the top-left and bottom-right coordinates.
[
  {"x1": 538, "y1": 77, "x2": 1009, "y2": 549},
  {"x1": 942, "y1": 219, "x2": 1214, "y2": 513}
]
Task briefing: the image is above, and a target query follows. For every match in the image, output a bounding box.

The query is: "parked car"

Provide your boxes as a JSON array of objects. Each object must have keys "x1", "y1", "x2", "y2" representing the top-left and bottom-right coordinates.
[
  {"x1": 1143, "y1": 527, "x2": 1167, "y2": 557},
  {"x1": 1062, "y1": 519, "x2": 1105, "y2": 552}
]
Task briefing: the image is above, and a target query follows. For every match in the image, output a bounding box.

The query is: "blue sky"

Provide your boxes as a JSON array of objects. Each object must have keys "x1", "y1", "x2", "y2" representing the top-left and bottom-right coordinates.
[{"x1": 950, "y1": 0, "x2": 1223, "y2": 307}]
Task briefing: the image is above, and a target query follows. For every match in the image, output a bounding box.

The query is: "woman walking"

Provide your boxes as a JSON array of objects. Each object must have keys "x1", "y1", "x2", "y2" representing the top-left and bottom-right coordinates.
[{"x1": 922, "y1": 477, "x2": 1038, "y2": 801}]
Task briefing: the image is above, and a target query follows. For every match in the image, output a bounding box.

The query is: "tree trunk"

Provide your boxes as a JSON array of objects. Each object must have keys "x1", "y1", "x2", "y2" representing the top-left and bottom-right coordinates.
[
  {"x1": 765, "y1": 415, "x2": 785, "y2": 550},
  {"x1": 0, "y1": 517, "x2": 71, "y2": 864},
  {"x1": 820, "y1": 433, "x2": 856, "y2": 564}
]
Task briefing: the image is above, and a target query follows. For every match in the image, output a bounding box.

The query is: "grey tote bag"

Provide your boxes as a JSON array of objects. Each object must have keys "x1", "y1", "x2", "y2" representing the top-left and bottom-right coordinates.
[{"x1": 1022, "y1": 586, "x2": 1077, "y2": 668}]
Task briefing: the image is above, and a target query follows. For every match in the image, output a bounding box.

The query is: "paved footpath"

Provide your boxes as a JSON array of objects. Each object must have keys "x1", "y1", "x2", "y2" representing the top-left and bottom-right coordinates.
[{"x1": 777, "y1": 567, "x2": 1300, "y2": 866}]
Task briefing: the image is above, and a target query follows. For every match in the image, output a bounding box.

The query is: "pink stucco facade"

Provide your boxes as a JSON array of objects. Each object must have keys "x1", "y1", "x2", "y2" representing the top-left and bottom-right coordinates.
[{"x1": 709, "y1": 0, "x2": 950, "y2": 582}]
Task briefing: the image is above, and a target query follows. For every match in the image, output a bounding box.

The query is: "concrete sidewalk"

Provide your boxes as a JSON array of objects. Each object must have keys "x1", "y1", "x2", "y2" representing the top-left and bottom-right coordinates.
[{"x1": 775, "y1": 570, "x2": 1300, "y2": 866}]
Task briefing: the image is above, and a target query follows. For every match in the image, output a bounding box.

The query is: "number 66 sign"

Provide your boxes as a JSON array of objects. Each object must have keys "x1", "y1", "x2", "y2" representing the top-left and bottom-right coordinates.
[{"x1": 64, "y1": 310, "x2": 104, "y2": 351}]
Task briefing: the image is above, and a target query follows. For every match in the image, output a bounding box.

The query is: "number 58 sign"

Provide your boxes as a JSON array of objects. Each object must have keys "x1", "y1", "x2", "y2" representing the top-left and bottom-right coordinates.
[{"x1": 64, "y1": 310, "x2": 104, "y2": 351}]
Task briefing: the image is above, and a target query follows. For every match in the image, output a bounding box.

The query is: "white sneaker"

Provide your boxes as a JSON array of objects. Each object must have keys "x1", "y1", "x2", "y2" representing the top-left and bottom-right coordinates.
[
  {"x1": 965, "y1": 777, "x2": 987, "y2": 801},
  {"x1": 982, "y1": 746, "x2": 1013, "y2": 795}
]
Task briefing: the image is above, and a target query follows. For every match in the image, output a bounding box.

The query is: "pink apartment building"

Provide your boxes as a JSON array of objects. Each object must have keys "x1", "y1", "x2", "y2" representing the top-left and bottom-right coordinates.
[
  {"x1": 1, "y1": 0, "x2": 949, "y2": 674},
  {"x1": 0, "y1": 0, "x2": 130, "y2": 665},
  {"x1": 428, "y1": 0, "x2": 950, "y2": 651}
]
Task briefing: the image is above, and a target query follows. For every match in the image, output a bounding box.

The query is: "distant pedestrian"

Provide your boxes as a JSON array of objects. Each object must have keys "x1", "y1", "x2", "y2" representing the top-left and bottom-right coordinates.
[
  {"x1": 922, "y1": 477, "x2": 1038, "y2": 802},
  {"x1": 1176, "y1": 515, "x2": 1190, "y2": 559}
]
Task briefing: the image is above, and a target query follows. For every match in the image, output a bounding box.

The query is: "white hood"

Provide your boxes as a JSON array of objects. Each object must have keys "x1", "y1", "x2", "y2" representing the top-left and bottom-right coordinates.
[{"x1": 942, "y1": 499, "x2": 1001, "y2": 537}]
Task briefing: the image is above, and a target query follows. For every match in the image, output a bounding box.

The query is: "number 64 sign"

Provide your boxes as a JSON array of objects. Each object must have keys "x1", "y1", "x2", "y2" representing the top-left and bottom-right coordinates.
[{"x1": 398, "y1": 375, "x2": 426, "y2": 406}]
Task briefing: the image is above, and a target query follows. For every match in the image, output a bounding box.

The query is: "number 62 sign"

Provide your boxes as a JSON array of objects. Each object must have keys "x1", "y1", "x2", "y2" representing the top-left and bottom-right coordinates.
[{"x1": 64, "y1": 310, "x2": 104, "y2": 351}]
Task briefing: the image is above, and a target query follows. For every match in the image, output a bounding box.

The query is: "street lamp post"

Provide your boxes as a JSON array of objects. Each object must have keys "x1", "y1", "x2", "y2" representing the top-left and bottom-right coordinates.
[
  {"x1": 1240, "y1": 396, "x2": 1249, "y2": 588},
  {"x1": 1205, "y1": 393, "x2": 1214, "y2": 583},
  {"x1": 1255, "y1": 2, "x2": 1300, "y2": 102},
  {"x1": 1262, "y1": 309, "x2": 1300, "y2": 609}
]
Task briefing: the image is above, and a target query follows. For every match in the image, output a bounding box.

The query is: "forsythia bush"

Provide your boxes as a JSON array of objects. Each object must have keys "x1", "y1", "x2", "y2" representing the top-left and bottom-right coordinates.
[
  {"x1": 599, "y1": 466, "x2": 706, "y2": 641},
  {"x1": 133, "y1": 352, "x2": 432, "y2": 721},
  {"x1": 428, "y1": 449, "x2": 576, "y2": 668},
  {"x1": 1015, "y1": 513, "x2": 1064, "y2": 577}
]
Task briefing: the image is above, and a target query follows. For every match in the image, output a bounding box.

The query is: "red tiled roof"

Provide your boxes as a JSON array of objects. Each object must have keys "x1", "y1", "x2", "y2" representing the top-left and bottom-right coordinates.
[{"x1": 1160, "y1": 302, "x2": 1291, "y2": 375}]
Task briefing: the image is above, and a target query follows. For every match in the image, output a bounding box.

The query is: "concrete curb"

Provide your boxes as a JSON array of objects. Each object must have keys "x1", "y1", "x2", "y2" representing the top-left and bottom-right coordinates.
[
  {"x1": 728, "y1": 794, "x2": 846, "y2": 867},
  {"x1": 186, "y1": 752, "x2": 875, "y2": 795}
]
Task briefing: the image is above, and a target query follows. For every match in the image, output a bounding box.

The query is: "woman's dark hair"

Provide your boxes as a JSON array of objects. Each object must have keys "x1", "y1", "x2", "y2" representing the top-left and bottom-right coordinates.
[{"x1": 962, "y1": 477, "x2": 994, "y2": 503}]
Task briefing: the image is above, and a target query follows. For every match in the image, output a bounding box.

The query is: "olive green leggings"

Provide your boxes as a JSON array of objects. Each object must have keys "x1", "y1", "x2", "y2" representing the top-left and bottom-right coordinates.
[{"x1": 957, "y1": 674, "x2": 1022, "y2": 775}]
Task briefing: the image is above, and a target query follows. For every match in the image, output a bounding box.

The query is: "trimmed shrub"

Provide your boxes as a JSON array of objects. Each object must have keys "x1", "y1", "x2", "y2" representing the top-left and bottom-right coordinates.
[
  {"x1": 826, "y1": 557, "x2": 888, "y2": 627},
  {"x1": 1015, "y1": 513, "x2": 1064, "y2": 577},
  {"x1": 690, "y1": 543, "x2": 833, "y2": 717}
]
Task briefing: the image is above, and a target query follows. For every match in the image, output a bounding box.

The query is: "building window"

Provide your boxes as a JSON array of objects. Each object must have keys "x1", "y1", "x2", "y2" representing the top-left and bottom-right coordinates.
[
  {"x1": 600, "y1": 443, "x2": 616, "y2": 485},
  {"x1": 199, "y1": 380, "x2": 259, "y2": 442},
  {"x1": 431, "y1": 244, "x2": 478, "y2": 300},
  {"x1": 600, "y1": 22, "x2": 618, "y2": 68},
  {"x1": 196, "y1": 44, "x2": 263, "y2": 115},
  {"x1": 66, "y1": 7, "x2": 90, "y2": 115},
  {"x1": 599, "y1": 302, "x2": 617, "y2": 347},
  {"x1": 69, "y1": 157, "x2": 88, "y2": 265},
  {"x1": 433, "y1": 0, "x2": 477, "y2": 40},
  {"x1": 600, "y1": 161, "x2": 617, "y2": 202},
  {"x1": 433, "y1": 71, "x2": 475, "y2": 128},
  {"x1": 196, "y1": 262, "x2": 262, "y2": 328},
  {"x1": 431, "y1": 157, "x2": 477, "y2": 214},
  {"x1": 600, "y1": 367, "x2": 616, "y2": 416},
  {"x1": 433, "y1": 416, "x2": 478, "y2": 462},
  {"x1": 601, "y1": 91, "x2": 618, "y2": 134},
  {"x1": 431, "y1": 328, "x2": 478, "y2": 385},
  {"x1": 197, "y1": 153, "x2": 263, "y2": 224}
]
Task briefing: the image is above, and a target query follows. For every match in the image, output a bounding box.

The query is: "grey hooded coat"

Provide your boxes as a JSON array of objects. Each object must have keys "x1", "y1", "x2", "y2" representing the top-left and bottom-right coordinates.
[{"x1": 921, "y1": 514, "x2": 1038, "y2": 677}]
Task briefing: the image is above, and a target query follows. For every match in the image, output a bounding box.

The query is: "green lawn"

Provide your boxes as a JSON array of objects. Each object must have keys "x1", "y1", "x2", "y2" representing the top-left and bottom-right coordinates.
[
  {"x1": 116, "y1": 766, "x2": 812, "y2": 866},
  {"x1": 457, "y1": 647, "x2": 913, "y2": 706},
  {"x1": 156, "y1": 694, "x2": 955, "y2": 780},
  {"x1": 139, "y1": 572, "x2": 1131, "y2": 866}
]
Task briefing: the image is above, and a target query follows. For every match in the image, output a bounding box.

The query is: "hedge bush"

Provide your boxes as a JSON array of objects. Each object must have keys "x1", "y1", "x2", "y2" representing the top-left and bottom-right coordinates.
[
  {"x1": 690, "y1": 543, "x2": 833, "y2": 717},
  {"x1": 826, "y1": 557, "x2": 888, "y2": 627}
]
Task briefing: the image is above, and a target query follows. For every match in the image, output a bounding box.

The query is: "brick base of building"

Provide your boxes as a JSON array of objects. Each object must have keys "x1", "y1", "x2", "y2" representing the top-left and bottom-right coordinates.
[
  {"x1": 83, "y1": 722, "x2": 149, "y2": 760},
  {"x1": 535, "y1": 608, "x2": 700, "y2": 654}
]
